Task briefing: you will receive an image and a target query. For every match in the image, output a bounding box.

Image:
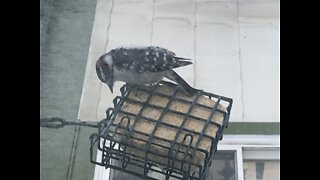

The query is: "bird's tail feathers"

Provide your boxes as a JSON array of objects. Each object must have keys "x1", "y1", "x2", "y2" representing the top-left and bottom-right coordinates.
[
  {"x1": 176, "y1": 60, "x2": 193, "y2": 67},
  {"x1": 175, "y1": 57, "x2": 192, "y2": 61}
]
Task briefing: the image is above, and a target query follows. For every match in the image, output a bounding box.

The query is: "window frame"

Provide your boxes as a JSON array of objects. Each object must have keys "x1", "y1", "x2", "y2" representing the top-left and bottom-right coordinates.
[{"x1": 218, "y1": 135, "x2": 280, "y2": 180}]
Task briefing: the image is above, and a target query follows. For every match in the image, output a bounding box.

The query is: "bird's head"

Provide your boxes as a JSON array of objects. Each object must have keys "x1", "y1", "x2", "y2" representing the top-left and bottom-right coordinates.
[{"x1": 96, "y1": 53, "x2": 114, "y2": 93}]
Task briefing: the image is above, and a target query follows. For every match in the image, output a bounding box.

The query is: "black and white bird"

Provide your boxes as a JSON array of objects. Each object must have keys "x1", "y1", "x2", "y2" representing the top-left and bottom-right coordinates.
[{"x1": 96, "y1": 46, "x2": 199, "y2": 96}]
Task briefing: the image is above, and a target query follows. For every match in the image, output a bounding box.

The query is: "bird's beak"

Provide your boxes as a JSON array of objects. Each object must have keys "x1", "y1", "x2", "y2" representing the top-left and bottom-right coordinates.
[{"x1": 107, "y1": 81, "x2": 114, "y2": 93}]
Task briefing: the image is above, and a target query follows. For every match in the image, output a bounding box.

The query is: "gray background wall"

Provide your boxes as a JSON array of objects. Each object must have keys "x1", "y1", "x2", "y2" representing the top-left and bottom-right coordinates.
[{"x1": 40, "y1": 0, "x2": 98, "y2": 179}]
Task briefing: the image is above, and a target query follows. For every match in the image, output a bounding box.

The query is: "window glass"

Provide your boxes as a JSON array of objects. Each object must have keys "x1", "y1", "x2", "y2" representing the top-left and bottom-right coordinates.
[
  {"x1": 206, "y1": 151, "x2": 237, "y2": 180},
  {"x1": 243, "y1": 160, "x2": 280, "y2": 180}
]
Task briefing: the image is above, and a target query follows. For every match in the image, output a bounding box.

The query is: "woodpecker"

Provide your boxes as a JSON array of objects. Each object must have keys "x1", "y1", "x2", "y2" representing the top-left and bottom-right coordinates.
[{"x1": 96, "y1": 46, "x2": 199, "y2": 96}]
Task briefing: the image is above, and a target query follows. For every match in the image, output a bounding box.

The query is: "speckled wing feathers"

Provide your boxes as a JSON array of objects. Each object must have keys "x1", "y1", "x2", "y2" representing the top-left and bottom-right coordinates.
[{"x1": 110, "y1": 46, "x2": 192, "y2": 73}]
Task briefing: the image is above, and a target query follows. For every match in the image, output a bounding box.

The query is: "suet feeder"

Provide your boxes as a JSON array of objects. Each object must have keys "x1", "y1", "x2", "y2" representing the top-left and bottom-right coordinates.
[{"x1": 89, "y1": 81, "x2": 233, "y2": 180}]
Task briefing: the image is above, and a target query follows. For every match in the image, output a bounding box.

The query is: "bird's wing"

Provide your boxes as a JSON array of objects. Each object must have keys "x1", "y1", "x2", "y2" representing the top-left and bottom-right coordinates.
[
  {"x1": 112, "y1": 46, "x2": 193, "y2": 73},
  {"x1": 165, "y1": 70, "x2": 199, "y2": 96}
]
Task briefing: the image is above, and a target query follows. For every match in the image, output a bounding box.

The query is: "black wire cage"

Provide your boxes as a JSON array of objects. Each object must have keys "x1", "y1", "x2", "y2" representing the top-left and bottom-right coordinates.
[{"x1": 89, "y1": 82, "x2": 233, "y2": 180}]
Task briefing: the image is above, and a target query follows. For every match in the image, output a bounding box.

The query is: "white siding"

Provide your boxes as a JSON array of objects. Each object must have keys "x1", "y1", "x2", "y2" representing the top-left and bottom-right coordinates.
[{"x1": 78, "y1": 0, "x2": 280, "y2": 123}]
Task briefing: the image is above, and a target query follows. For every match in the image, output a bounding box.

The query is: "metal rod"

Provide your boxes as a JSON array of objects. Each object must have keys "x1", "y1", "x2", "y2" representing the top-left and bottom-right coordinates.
[{"x1": 40, "y1": 117, "x2": 98, "y2": 128}]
